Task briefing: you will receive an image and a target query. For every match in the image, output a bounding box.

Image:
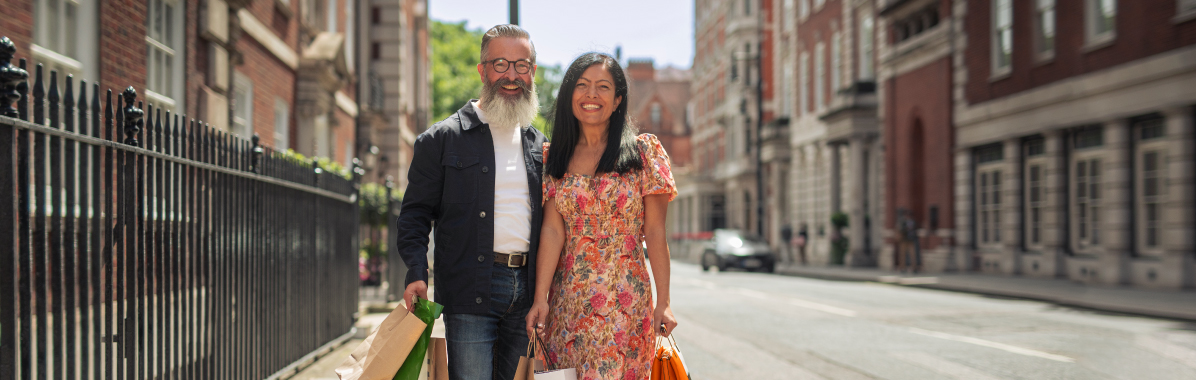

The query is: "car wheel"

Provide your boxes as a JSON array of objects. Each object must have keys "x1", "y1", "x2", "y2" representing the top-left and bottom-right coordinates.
[
  {"x1": 700, "y1": 252, "x2": 714, "y2": 272},
  {"x1": 763, "y1": 263, "x2": 776, "y2": 273}
]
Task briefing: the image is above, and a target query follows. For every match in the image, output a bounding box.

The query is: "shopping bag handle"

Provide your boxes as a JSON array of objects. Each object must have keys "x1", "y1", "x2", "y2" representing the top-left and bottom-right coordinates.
[{"x1": 533, "y1": 326, "x2": 561, "y2": 370}]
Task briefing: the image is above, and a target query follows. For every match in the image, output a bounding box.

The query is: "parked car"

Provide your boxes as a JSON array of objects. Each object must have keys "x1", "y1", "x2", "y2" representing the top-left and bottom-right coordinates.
[{"x1": 700, "y1": 229, "x2": 776, "y2": 273}]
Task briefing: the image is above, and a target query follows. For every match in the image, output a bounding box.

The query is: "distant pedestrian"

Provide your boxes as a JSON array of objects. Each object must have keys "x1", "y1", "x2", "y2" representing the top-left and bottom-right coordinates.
[
  {"x1": 896, "y1": 209, "x2": 922, "y2": 273},
  {"x1": 796, "y1": 223, "x2": 809, "y2": 265},
  {"x1": 394, "y1": 24, "x2": 549, "y2": 380}
]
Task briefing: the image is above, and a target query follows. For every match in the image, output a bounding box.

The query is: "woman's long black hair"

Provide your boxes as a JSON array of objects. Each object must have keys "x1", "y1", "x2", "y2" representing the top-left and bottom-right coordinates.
[{"x1": 544, "y1": 52, "x2": 643, "y2": 179}]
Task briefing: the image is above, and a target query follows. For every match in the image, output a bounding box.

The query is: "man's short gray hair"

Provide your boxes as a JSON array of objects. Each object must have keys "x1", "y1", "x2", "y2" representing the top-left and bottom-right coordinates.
[{"x1": 480, "y1": 24, "x2": 536, "y2": 64}]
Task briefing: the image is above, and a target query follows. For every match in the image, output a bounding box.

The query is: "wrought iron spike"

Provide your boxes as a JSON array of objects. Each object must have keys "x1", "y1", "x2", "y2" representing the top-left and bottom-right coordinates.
[
  {"x1": 48, "y1": 70, "x2": 58, "y2": 128},
  {"x1": 121, "y1": 87, "x2": 143, "y2": 146},
  {"x1": 105, "y1": 89, "x2": 114, "y2": 141},
  {"x1": 18, "y1": 58, "x2": 28, "y2": 120},
  {"x1": 77, "y1": 80, "x2": 88, "y2": 135},
  {"x1": 63, "y1": 75, "x2": 74, "y2": 132},
  {"x1": 91, "y1": 83, "x2": 100, "y2": 138},
  {"x1": 0, "y1": 36, "x2": 28, "y2": 118},
  {"x1": 251, "y1": 133, "x2": 263, "y2": 174},
  {"x1": 154, "y1": 107, "x2": 163, "y2": 152},
  {"x1": 32, "y1": 64, "x2": 43, "y2": 124}
]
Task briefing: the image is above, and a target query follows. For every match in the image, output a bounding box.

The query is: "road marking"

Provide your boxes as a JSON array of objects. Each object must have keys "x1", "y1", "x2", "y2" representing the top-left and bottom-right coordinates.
[
  {"x1": 673, "y1": 315, "x2": 827, "y2": 379},
  {"x1": 889, "y1": 351, "x2": 1008, "y2": 380},
  {"x1": 684, "y1": 278, "x2": 860, "y2": 318},
  {"x1": 908, "y1": 328, "x2": 1076, "y2": 363},
  {"x1": 1135, "y1": 334, "x2": 1196, "y2": 370}
]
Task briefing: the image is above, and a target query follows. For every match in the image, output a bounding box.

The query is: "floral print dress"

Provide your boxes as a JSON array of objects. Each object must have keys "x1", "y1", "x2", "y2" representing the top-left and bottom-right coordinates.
[{"x1": 541, "y1": 134, "x2": 677, "y2": 380}]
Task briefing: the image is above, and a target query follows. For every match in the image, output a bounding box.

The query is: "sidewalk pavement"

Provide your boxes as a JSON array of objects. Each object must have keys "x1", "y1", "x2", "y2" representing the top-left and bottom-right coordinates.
[{"x1": 775, "y1": 263, "x2": 1196, "y2": 321}]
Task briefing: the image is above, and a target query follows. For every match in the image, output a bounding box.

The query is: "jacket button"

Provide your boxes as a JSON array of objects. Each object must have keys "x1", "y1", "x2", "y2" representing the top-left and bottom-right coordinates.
[
  {"x1": 480, "y1": 211, "x2": 486, "y2": 218},
  {"x1": 482, "y1": 166, "x2": 489, "y2": 173},
  {"x1": 457, "y1": 161, "x2": 462, "y2": 168},
  {"x1": 476, "y1": 297, "x2": 483, "y2": 304},
  {"x1": 478, "y1": 255, "x2": 485, "y2": 262}
]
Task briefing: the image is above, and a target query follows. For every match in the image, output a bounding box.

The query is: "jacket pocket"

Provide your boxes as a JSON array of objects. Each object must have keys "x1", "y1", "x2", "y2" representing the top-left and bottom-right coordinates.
[{"x1": 442, "y1": 154, "x2": 480, "y2": 204}]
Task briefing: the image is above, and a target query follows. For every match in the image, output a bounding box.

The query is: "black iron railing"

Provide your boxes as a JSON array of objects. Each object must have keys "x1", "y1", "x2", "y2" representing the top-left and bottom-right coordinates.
[{"x1": 0, "y1": 37, "x2": 360, "y2": 379}]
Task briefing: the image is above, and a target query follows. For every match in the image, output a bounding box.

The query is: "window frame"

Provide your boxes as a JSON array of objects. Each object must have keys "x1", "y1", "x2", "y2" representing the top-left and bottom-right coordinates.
[
  {"x1": 1034, "y1": 0, "x2": 1057, "y2": 61},
  {"x1": 145, "y1": 0, "x2": 185, "y2": 112},
  {"x1": 232, "y1": 72, "x2": 255, "y2": 139},
  {"x1": 859, "y1": 15, "x2": 875, "y2": 80},
  {"x1": 831, "y1": 32, "x2": 841, "y2": 95},
  {"x1": 814, "y1": 42, "x2": 824, "y2": 111},
  {"x1": 1085, "y1": 0, "x2": 1117, "y2": 48},
  {"x1": 1071, "y1": 134, "x2": 1104, "y2": 253},
  {"x1": 800, "y1": 51, "x2": 809, "y2": 115},
  {"x1": 32, "y1": 0, "x2": 100, "y2": 91},
  {"x1": 977, "y1": 165, "x2": 1004, "y2": 248},
  {"x1": 1135, "y1": 118, "x2": 1167, "y2": 255},
  {"x1": 992, "y1": 0, "x2": 1014, "y2": 78},
  {"x1": 274, "y1": 97, "x2": 290, "y2": 151}
]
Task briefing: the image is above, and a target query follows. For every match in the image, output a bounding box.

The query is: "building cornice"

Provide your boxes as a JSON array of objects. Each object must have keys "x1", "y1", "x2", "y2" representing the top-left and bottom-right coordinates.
[{"x1": 237, "y1": 9, "x2": 299, "y2": 70}]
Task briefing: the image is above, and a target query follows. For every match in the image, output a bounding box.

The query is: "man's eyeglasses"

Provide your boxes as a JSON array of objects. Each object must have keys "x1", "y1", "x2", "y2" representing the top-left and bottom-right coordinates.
[{"x1": 483, "y1": 58, "x2": 533, "y2": 74}]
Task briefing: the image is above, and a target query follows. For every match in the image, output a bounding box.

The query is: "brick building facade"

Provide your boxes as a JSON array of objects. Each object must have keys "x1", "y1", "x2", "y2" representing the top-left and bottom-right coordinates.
[
  {"x1": 0, "y1": 0, "x2": 381, "y2": 168},
  {"x1": 954, "y1": 0, "x2": 1196, "y2": 288}
]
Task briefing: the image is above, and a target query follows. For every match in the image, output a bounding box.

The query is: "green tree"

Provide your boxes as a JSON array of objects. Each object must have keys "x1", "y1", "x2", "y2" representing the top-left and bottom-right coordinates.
[{"x1": 431, "y1": 20, "x2": 484, "y2": 122}]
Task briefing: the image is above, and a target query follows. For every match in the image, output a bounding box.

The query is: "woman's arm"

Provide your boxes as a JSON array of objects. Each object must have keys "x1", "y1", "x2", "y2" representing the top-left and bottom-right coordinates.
[
  {"x1": 526, "y1": 197, "x2": 566, "y2": 338},
  {"x1": 643, "y1": 193, "x2": 677, "y2": 336}
]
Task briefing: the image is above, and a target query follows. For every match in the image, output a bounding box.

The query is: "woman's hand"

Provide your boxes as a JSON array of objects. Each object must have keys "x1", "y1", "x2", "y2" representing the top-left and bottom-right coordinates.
[
  {"x1": 653, "y1": 304, "x2": 678, "y2": 337},
  {"x1": 526, "y1": 300, "x2": 550, "y2": 340}
]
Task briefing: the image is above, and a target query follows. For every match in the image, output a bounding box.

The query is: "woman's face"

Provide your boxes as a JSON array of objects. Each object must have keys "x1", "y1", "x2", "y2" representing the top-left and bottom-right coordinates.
[{"x1": 571, "y1": 64, "x2": 622, "y2": 130}]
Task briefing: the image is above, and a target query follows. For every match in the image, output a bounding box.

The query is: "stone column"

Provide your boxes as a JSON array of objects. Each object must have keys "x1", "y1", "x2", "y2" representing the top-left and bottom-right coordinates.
[
  {"x1": 1042, "y1": 130, "x2": 1068, "y2": 277},
  {"x1": 1002, "y1": 138, "x2": 1023, "y2": 275},
  {"x1": 830, "y1": 143, "x2": 843, "y2": 214},
  {"x1": 952, "y1": 148, "x2": 973, "y2": 272},
  {"x1": 1101, "y1": 119, "x2": 1133, "y2": 285},
  {"x1": 848, "y1": 136, "x2": 871, "y2": 266},
  {"x1": 1162, "y1": 107, "x2": 1195, "y2": 288}
]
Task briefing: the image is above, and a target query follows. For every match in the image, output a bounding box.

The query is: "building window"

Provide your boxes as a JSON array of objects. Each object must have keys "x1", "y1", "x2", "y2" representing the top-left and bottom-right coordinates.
[
  {"x1": 33, "y1": 0, "x2": 101, "y2": 90},
  {"x1": 800, "y1": 0, "x2": 809, "y2": 19},
  {"x1": 327, "y1": 0, "x2": 338, "y2": 32},
  {"x1": 784, "y1": 0, "x2": 795, "y2": 31},
  {"x1": 1026, "y1": 164, "x2": 1044, "y2": 247},
  {"x1": 372, "y1": 6, "x2": 381, "y2": 24},
  {"x1": 782, "y1": 56, "x2": 794, "y2": 117},
  {"x1": 1182, "y1": 0, "x2": 1196, "y2": 14},
  {"x1": 859, "y1": 15, "x2": 874, "y2": 80},
  {"x1": 1087, "y1": 0, "x2": 1117, "y2": 45},
  {"x1": 744, "y1": 0, "x2": 751, "y2": 16},
  {"x1": 730, "y1": 54, "x2": 739, "y2": 82},
  {"x1": 146, "y1": 0, "x2": 184, "y2": 112},
  {"x1": 815, "y1": 0, "x2": 824, "y2": 10},
  {"x1": 993, "y1": 0, "x2": 1013, "y2": 74},
  {"x1": 894, "y1": 6, "x2": 940, "y2": 43},
  {"x1": 800, "y1": 52, "x2": 809, "y2": 114},
  {"x1": 1137, "y1": 117, "x2": 1166, "y2": 253},
  {"x1": 976, "y1": 143, "x2": 1004, "y2": 247},
  {"x1": 651, "y1": 103, "x2": 662, "y2": 128},
  {"x1": 1036, "y1": 0, "x2": 1056, "y2": 58},
  {"x1": 232, "y1": 73, "x2": 254, "y2": 139},
  {"x1": 1074, "y1": 158, "x2": 1101, "y2": 248},
  {"x1": 814, "y1": 42, "x2": 824, "y2": 110},
  {"x1": 345, "y1": 0, "x2": 354, "y2": 69},
  {"x1": 274, "y1": 98, "x2": 290, "y2": 150},
  {"x1": 35, "y1": 0, "x2": 79, "y2": 62},
  {"x1": 831, "y1": 32, "x2": 841, "y2": 94}
]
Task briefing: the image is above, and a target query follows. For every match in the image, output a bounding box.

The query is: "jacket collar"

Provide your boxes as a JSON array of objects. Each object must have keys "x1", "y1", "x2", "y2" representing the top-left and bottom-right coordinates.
[{"x1": 460, "y1": 99, "x2": 536, "y2": 135}]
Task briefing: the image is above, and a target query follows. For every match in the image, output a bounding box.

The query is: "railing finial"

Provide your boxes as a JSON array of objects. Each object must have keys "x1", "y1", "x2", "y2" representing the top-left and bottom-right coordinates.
[
  {"x1": 251, "y1": 133, "x2": 263, "y2": 173},
  {"x1": 0, "y1": 36, "x2": 28, "y2": 118},
  {"x1": 121, "y1": 87, "x2": 143, "y2": 146}
]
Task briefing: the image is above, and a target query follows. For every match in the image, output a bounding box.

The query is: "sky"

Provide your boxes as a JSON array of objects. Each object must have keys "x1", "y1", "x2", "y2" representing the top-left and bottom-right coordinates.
[{"x1": 429, "y1": 0, "x2": 695, "y2": 69}]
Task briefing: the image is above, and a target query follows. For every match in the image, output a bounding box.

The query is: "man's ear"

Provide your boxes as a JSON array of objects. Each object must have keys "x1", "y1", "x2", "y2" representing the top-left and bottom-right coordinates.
[{"x1": 477, "y1": 63, "x2": 485, "y2": 80}]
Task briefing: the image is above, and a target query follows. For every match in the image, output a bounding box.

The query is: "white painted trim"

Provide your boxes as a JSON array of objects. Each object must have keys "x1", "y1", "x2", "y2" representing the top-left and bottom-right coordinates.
[
  {"x1": 237, "y1": 9, "x2": 299, "y2": 70},
  {"x1": 335, "y1": 91, "x2": 358, "y2": 117},
  {"x1": 30, "y1": 44, "x2": 84, "y2": 72}
]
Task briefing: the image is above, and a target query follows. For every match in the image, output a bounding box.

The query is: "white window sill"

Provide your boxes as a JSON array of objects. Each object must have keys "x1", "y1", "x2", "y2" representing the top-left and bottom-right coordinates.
[
  {"x1": 1034, "y1": 51, "x2": 1055, "y2": 66},
  {"x1": 1174, "y1": 9, "x2": 1196, "y2": 24},
  {"x1": 145, "y1": 90, "x2": 178, "y2": 112},
  {"x1": 989, "y1": 66, "x2": 1012, "y2": 82},
  {"x1": 1082, "y1": 33, "x2": 1116, "y2": 53},
  {"x1": 30, "y1": 44, "x2": 84, "y2": 72}
]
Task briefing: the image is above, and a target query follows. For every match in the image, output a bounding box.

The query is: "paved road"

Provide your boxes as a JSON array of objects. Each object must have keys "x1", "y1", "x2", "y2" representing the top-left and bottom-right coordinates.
[{"x1": 667, "y1": 262, "x2": 1196, "y2": 380}]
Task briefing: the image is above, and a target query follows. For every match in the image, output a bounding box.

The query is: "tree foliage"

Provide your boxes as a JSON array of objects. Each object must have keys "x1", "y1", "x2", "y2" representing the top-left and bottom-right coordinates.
[{"x1": 432, "y1": 21, "x2": 485, "y2": 123}]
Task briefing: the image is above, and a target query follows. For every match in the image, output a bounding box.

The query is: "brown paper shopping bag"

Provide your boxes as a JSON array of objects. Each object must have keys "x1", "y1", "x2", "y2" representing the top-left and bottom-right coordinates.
[
  {"x1": 516, "y1": 330, "x2": 577, "y2": 380},
  {"x1": 334, "y1": 305, "x2": 428, "y2": 380},
  {"x1": 426, "y1": 337, "x2": 448, "y2": 380}
]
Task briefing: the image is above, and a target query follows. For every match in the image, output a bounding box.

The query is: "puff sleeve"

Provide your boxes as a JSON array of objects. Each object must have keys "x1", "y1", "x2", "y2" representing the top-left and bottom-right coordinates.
[
  {"x1": 542, "y1": 142, "x2": 556, "y2": 205},
  {"x1": 637, "y1": 134, "x2": 677, "y2": 202}
]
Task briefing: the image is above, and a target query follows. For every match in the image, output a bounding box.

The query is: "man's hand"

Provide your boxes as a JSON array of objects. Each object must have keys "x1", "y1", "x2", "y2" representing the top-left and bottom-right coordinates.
[{"x1": 404, "y1": 281, "x2": 429, "y2": 312}]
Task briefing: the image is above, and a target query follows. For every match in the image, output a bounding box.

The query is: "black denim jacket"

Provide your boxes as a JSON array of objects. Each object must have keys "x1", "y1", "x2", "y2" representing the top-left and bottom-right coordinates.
[{"x1": 395, "y1": 101, "x2": 548, "y2": 314}]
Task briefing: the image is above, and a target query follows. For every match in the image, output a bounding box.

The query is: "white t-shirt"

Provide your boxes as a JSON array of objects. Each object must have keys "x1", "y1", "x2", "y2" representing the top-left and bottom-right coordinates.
[{"x1": 472, "y1": 101, "x2": 532, "y2": 254}]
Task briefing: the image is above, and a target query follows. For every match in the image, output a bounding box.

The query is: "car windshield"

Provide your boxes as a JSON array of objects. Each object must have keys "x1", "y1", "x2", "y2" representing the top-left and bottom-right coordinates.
[{"x1": 714, "y1": 230, "x2": 765, "y2": 247}]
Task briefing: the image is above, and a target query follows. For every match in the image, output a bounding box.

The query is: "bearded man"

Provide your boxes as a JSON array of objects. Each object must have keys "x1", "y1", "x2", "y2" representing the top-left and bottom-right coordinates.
[{"x1": 394, "y1": 24, "x2": 549, "y2": 380}]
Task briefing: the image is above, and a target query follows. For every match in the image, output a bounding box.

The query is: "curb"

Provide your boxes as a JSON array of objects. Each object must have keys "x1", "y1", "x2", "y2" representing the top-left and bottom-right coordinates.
[{"x1": 775, "y1": 267, "x2": 1196, "y2": 322}]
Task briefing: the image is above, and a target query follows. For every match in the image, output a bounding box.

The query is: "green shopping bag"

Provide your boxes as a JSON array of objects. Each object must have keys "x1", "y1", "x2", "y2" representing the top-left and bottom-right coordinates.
[{"x1": 393, "y1": 297, "x2": 444, "y2": 380}]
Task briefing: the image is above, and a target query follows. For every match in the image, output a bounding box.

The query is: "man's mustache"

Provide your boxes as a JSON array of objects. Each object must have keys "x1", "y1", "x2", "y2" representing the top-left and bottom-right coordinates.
[{"x1": 493, "y1": 77, "x2": 532, "y2": 93}]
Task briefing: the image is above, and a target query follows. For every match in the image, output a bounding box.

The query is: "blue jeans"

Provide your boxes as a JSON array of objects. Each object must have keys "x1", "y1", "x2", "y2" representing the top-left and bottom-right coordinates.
[{"x1": 444, "y1": 264, "x2": 531, "y2": 380}]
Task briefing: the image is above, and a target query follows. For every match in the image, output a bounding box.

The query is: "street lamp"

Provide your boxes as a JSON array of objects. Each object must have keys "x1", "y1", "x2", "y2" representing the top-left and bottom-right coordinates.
[{"x1": 510, "y1": 0, "x2": 519, "y2": 25}]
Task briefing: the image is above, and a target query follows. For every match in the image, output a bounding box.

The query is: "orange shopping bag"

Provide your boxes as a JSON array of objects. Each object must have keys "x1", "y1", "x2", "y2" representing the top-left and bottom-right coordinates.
[{"x1": 650, "y1": 333, "x2": 690, "y2": 380}]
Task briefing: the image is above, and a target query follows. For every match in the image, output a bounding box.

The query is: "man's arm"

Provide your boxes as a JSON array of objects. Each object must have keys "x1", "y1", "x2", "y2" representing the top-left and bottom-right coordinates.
[{"x1": 395, "y1": 129, "x2": 444, "y2": 301}]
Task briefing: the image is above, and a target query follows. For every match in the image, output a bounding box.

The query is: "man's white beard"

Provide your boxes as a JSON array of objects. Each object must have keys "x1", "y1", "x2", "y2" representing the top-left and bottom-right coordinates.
[{"x1": 479, "y1": 81, "x2": 539, "y2": 130}]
